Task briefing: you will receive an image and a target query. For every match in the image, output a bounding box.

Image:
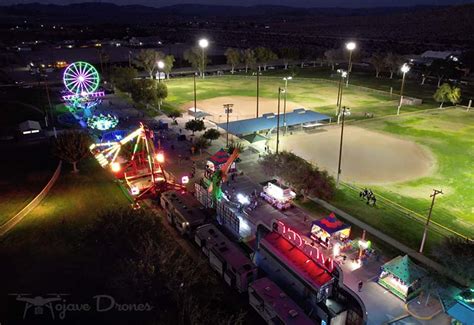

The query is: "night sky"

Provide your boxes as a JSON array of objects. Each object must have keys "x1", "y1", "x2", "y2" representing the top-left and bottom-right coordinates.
[{"x1": 3, "y1": 0, "x2": 474, "y2": 8}]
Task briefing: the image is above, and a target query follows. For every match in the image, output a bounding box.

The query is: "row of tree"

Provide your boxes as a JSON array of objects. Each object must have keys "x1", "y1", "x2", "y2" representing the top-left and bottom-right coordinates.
[{"x1": 260, "y1": 151, "x2": 335, "y2": 201}]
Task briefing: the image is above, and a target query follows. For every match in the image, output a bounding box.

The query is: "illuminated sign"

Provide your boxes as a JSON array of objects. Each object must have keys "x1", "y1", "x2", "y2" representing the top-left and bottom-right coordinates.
[{"x1": 275, "y1": 220, "x2": 334, "y2": 271}]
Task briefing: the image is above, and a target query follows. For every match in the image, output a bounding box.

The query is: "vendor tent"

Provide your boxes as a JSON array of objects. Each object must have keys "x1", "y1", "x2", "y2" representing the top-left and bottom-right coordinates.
[
  {"x1": 311, "y1": 213, "x2": 350, "y2": 235},
  {"x1": 209, "y1": 149, "x2": 230, "y2": 166}
]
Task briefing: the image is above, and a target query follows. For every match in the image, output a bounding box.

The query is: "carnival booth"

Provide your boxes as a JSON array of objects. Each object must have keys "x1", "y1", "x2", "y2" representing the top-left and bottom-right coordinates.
[
  {"x1": 310, "y1": 213, "x2": 351, "y2": 248},
  {"x1": 260, "y1": 179, "x2": 296, "y2": 210},
  {"x1": 378, "y1": 255, "x2": 427, "y2": 301},
  {"x1": 206, "y1": 149, "x2": 237, "y2": 177}
]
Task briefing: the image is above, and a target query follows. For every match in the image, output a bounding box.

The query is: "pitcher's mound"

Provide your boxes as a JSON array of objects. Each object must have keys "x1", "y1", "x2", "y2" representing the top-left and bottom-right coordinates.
[
  {"x1": 181, "y1": 96, "x2": 305, "y2": 123},
  {"x1": 270, "y1": 126, "x2": 435, "y2": 184}
]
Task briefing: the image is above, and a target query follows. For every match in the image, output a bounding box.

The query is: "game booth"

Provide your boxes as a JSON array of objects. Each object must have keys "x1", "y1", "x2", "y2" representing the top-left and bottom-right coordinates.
[
  {"x1": 378, "y1": 255, "x2": 427, "y2": 301},
  {"x1": 205, "y1": 149, "x2": 237, "y2": 177},
  {"x1": 260, "y1": 179, "x2": 296, "y2": 210},
  {"x1": 310, "y1": 213, "x2": 351, "y2": 249}
]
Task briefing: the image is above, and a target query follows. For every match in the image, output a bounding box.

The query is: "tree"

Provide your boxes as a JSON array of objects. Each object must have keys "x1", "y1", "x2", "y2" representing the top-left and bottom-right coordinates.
[
  {"x1": 193, "y1": 136, "x2": 210, "y2": 154},
  {"x1": 203, "y1": 128, "x2": 220, "y2": 142},
  {"x1": 131, "y1": 79, "x2": 157, "y2": 107},
  {"x1": 433, "y1": 83, "x2": 452, "y2": 108},
  {"x1": 420, "y1": 65, "x2": 431, "y2": 85},
  {"x1": 53, "y1": 130, "x2": 90, "y2": 173},
  {"x1": 255, "y1": 47, "x2": 277, "y2": 71},
  {"x1": 166, "y1": 110, "x2": 182, "y2": 124},
  {"x1": 109, "y1": 66, "x2": 138, "y2": 93},
  {"x1": 448, "y1": 85, "x2": 461, "y2": 106},
  {"x1": 259, "y1": 151, "x2": 335, "y2": 201},
  {"x1": 432, "y1": 236, "x2": 474, "y2": 287},
  {"x1": 430, "y1": 60, "x2": 458, "y2": 87},
  {"x1": 369, "y1": 53, "x2": 386, "y2": 78},
  {"x1": 384, "y1": 52, "x2": 404, "y2": 79},
  {"x1": 324, "y1": 49, "x2": 339, "y2": 71},
  {"x1": 163, "y1": 55, "x2": 175, "y2": 79},
  {"x1": 183, "y1": 47, "x2": 209, "y2": 78},
  {"x1": 227, "y1": 140, "x2": 245, "y2": 154},
  {"x1": 134, "y1": 49, "x2": 163, "y2": 79},
  {"x1": 225, "y1": 48, "x2": 241, "y2": 74},
  {"x1": 156, "y1": 82, "x2": 168, "y2": 110},
  {"x1": 185, "y1": 119, "x2": 205, "y2": 135},
  {"x1": 241, "y1": 49, "x2": 256, "y2": 73},
  {"x1": 279, "y1": 47, "x2": 300, "y2": 70}
]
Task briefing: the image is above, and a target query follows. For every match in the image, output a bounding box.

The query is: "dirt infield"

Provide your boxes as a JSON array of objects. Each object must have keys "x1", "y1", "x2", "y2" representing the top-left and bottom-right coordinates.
[
  {"x1": 269, "y1": 126, "x2": 435, "y2": 184},
  {"x1": 181, "y1": 96, "x2": 305, "y2": 123}
]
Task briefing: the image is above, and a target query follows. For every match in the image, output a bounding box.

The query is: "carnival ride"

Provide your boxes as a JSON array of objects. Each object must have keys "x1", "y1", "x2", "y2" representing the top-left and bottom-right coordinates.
[
  {"x1": 61, "y1": 61, "x2": 115, "y2": 127},
  {"x1": 205, "y1": 148, "x2": 240, "y2": 202},
  {"x1": 90, "y1": 123, "x2": 185, "y2": 202}
]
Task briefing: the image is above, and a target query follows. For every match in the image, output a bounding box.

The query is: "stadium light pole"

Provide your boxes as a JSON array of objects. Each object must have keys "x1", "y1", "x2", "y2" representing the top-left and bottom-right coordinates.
[
  {"x1": 193, "y1": 72, "x2": 197, "y2": 118},
  {"x1": 283, "y1": 76, "x2": 292, "y2": 134},
  {"x1": 337, "y1": 70, "x2": 348, "y2": 123},
  {"x1": 345, "y1": 41, "x2": 356, "y2": 87},
  {"x1": 419, "y1": 189, "x2": 443, "y2": 254},
  {"x1": 156, "y1": 60, "x2": 165, "y2": 83},
  {"x1": 224, "y1": 103, "x2": 234, "y2": 147},
  {"x1": 336, "y1": 106, "x2": 350, "y2": 188},
  {"x1": 397, "y1": 63, "x2": 411, "y2": 115},
  {"x1": 276, "y1": 87, "x2": 285, "y2": 154},
  {"x1": 256, "y1": 70, "x2": 260, "y2": 118},
  {"x1": 198, "y1": 38, "x2": 209, "y2": 79}
]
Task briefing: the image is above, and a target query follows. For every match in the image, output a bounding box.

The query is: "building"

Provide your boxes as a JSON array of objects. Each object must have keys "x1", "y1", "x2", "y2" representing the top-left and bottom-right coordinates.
[
  {"x1": 160, "y1": 190, "x2": 210, "y2": 235},
  {"x1": 249, "y1": 277, "x2": 315, "y2": 325},
  {"x1": 18, "y1": 120, "x2": 42, "y2": 137},
  {"x1": 194, "y1": 223, "x2": 258, "y2": 293}
]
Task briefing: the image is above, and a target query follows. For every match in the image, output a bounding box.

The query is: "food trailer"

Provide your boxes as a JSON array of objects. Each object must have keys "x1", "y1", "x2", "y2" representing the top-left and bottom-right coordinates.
[{"x1": 260, "y1": 179, "x2": 296, "y2": 210}]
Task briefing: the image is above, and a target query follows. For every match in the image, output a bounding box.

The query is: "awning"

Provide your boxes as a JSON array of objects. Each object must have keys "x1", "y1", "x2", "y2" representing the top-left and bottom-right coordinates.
[
  {"x1": 311, "y1": 213, "x2": 350, "y2": 235},
  {"x1": 381, "y1": 255, "x2": 427, "y2": 285},
  {"x1": 208, "y1": 148, "x2": 230, "y2": 166}
]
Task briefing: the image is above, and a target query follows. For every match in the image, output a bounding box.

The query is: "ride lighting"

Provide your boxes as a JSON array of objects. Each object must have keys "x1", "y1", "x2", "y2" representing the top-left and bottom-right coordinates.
[
  {"x1": 181, "y1": 176, "x2": 189, "y2": 184},
  {"x1": 131, "y1": 186, "x2": 140, "y2": 196},
  {"x1": 111, "y1": 162, "x2": 121, "y2": 173},
  {"x1": 333, "y1": 243, "x2": 341, "y2": 257},
  {"x1": 156, "y1": 152, "x2": 165, "y2": 163}
]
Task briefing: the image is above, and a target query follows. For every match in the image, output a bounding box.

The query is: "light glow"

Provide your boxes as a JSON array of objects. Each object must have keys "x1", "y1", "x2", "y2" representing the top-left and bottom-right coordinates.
[
  {"x1": 131, "y1": 186, "x2": 140, "y2": 195},
  {"x1": 157, "y1": 61, "x2": 165, "y2": 69},
  {"x1": 111, "y1": 162, "x2": 121, "y2": 172},
  {"x1": 181, "y1": 176, "x2": 189, "y2": 184},
  {"x1": 198, "y1": 38, "x2": 209, "y2": 48},
  {"x1": 401, "y1": 63, "x2": 411, "y2": 74},
  {"x1": 155, "y1": 152, "x2": 165, "y2": 163},
  {"x1": 346, "y1": 41, "x2": 356, "y2": 51},
  {"x1": 237, "y1": 193, "x2": 250, "y2": 205}
]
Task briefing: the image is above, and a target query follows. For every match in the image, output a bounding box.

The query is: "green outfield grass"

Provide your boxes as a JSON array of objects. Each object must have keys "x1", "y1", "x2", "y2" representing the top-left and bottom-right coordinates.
[{"x1": 164, "y1": 75, "x2": 432, "y2": 120}]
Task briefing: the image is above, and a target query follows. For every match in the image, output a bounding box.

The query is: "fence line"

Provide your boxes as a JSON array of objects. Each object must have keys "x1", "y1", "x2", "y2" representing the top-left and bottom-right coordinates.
[{"x1": 0, "y1": 161, "x2": 62, "y2": 237}]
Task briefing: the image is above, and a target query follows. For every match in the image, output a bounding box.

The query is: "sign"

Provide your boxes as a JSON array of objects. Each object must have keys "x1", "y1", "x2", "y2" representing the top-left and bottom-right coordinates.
[{"x1": 274, "y1": 220, "x2": 333, "y2": 272}]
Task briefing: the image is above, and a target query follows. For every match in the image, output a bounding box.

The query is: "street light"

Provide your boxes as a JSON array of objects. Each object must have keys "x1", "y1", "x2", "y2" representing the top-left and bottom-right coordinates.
[
  {"x1": 198, "y1": 38, "x2": 209, "y2": 79},
  {"x1": 283, "y1": 76, "x2": 292, "y2": 133},
  {"x1": 345, "y1": 41, "x2": 356, "y2": 86},
  {"x1": 157, "y1": 60, "x2": 164, "y2": 82},
  {"x1": 276, "y1": 87, "x2": 285, "y2": 154},
  {"x1": 193, "y1": 72, "x2": 197, "y2": 117},
  {"x1": 336, "y1": 106, "x2": 350, "y2": 188},
  {"x1": 336, "y1": 69, "x2": 347, "y2": 123},
  {"x1": 223, "y1": 103, "x2": 234, "y2": 147},
  {"x1": 397, "y1": 63, "x2": 411, "y2": 115}
]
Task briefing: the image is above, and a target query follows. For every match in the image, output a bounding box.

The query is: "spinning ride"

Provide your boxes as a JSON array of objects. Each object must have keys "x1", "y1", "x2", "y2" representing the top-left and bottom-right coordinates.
[
  {"x1": 90, "y1": 123, "x2": 184, "y2": 202},
  {"x1": 205, "y1": 148, "x2": 240, "y2": 202}
]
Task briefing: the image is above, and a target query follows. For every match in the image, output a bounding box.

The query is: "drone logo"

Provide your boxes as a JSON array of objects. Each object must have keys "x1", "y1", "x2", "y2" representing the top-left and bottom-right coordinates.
[{"x1": 10, "y1": 293, "x2": 68, "y2": 319}]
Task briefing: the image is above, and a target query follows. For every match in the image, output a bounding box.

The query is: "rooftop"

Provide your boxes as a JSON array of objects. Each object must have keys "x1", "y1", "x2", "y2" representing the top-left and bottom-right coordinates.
[
  {"x1": 261, "y1": 232, "x2": 333, "y2": 289},
  {"x1": 381, "y1": 255, "x2": 427, "y2": 285},
  {"x1": 217, "y1": 109, "x2": 331, "y2": 135},
  {"x1": 161, "y1": 191, "x2": 209, "y2": 225},
  {"x1": 250, "y1": 277, "x2": 314, "y2": 325}
]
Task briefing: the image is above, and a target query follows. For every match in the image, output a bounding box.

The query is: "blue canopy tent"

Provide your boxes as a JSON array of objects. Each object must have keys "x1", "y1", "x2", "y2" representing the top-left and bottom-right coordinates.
[{"x1": 310, "y1": 213, "x2": 351, "y2": 244}]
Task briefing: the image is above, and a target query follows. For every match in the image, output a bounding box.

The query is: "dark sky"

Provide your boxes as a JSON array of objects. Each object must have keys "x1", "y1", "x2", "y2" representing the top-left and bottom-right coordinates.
[{"x1": 3, "y1": 0, "x2": 474, "y2": 8}]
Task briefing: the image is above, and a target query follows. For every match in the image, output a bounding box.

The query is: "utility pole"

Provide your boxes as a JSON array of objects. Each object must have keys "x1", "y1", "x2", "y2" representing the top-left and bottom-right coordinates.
[
  {"x1": 43, "y1": 77, "x2": 52, "y2": 127},
  {"x1": 276, "y1": 87, "x2": 284, "y2": 154},
  {"x1": 224, "y1": 103, "x2": 233, "y2": 147},
  {"x1": 256, "y1": 70, "x2": 260, "y2": 118},
  {"x1": 419, "y1": 189, "x2": 443, "y2": 254}
]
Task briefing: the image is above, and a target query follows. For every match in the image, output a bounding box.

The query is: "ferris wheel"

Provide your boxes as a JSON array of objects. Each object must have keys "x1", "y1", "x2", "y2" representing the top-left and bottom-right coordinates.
[{"x1": 63, "y1": 61, "x2": 100, "y2": 96}]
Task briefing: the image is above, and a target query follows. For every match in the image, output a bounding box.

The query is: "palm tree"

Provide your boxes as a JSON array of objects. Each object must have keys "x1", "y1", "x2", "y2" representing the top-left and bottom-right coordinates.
[{"x1": 433, "y1": 83, "x2": 452, "y2": 108}]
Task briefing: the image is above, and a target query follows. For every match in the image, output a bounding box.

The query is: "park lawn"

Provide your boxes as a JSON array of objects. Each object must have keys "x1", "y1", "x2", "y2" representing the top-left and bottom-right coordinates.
[
  {"x1": 1, "y1": 158, "x2": 130, "y2": 253},
  {"x1": 333, "y1": 108, "x2": 474, "y2": 254}
]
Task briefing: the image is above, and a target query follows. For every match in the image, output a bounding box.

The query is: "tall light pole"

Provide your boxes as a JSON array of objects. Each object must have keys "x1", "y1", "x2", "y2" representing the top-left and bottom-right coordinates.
[
  {"x1": 397, "y1": 63, "x2": 410, "y2": 115},
  {"x1": 256, "y1": 70, "x2": 260, "y2": 118},
  {"x1": 419, "y1": 189, "x2": 443, "y2": 254},
  {"x1": 336, "y1": 69, "x2": 347, "y2": 119},
  {"x1": 198, "y1": 38, "x2": 208, "y2": 79},
  {"x1": 193, "y1": 72, "x2": 197, "y2": 117},
  {"x1": 345, "y1": 41, "x2": 356, "y2": 87},
  {"x1": 223, "y1": 103, "x2": 234, "y2": 147},
  {"x1": 336, "y1": 106, "x2": 350, "y2": 188},
  {"x1": 156, "y1": 60, "x2": 164, "y2": 83},
  {"x1": 283, "y1": 76, "x2": 292, "y2": 134},
  {"x1": 276, "y1": 87, "x2": 285, "y2": 154}
]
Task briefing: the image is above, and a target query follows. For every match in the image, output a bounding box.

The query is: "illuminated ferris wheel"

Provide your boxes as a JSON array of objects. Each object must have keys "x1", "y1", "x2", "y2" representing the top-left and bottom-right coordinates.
[{"x1": 63, "y1": 61, "x2": 100, "y2": 96}]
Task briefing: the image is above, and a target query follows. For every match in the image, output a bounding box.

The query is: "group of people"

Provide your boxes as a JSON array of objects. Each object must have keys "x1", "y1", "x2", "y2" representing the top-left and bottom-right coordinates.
[{"x1": 360, "y1": 188, "x2": 377, "y2": 206}]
